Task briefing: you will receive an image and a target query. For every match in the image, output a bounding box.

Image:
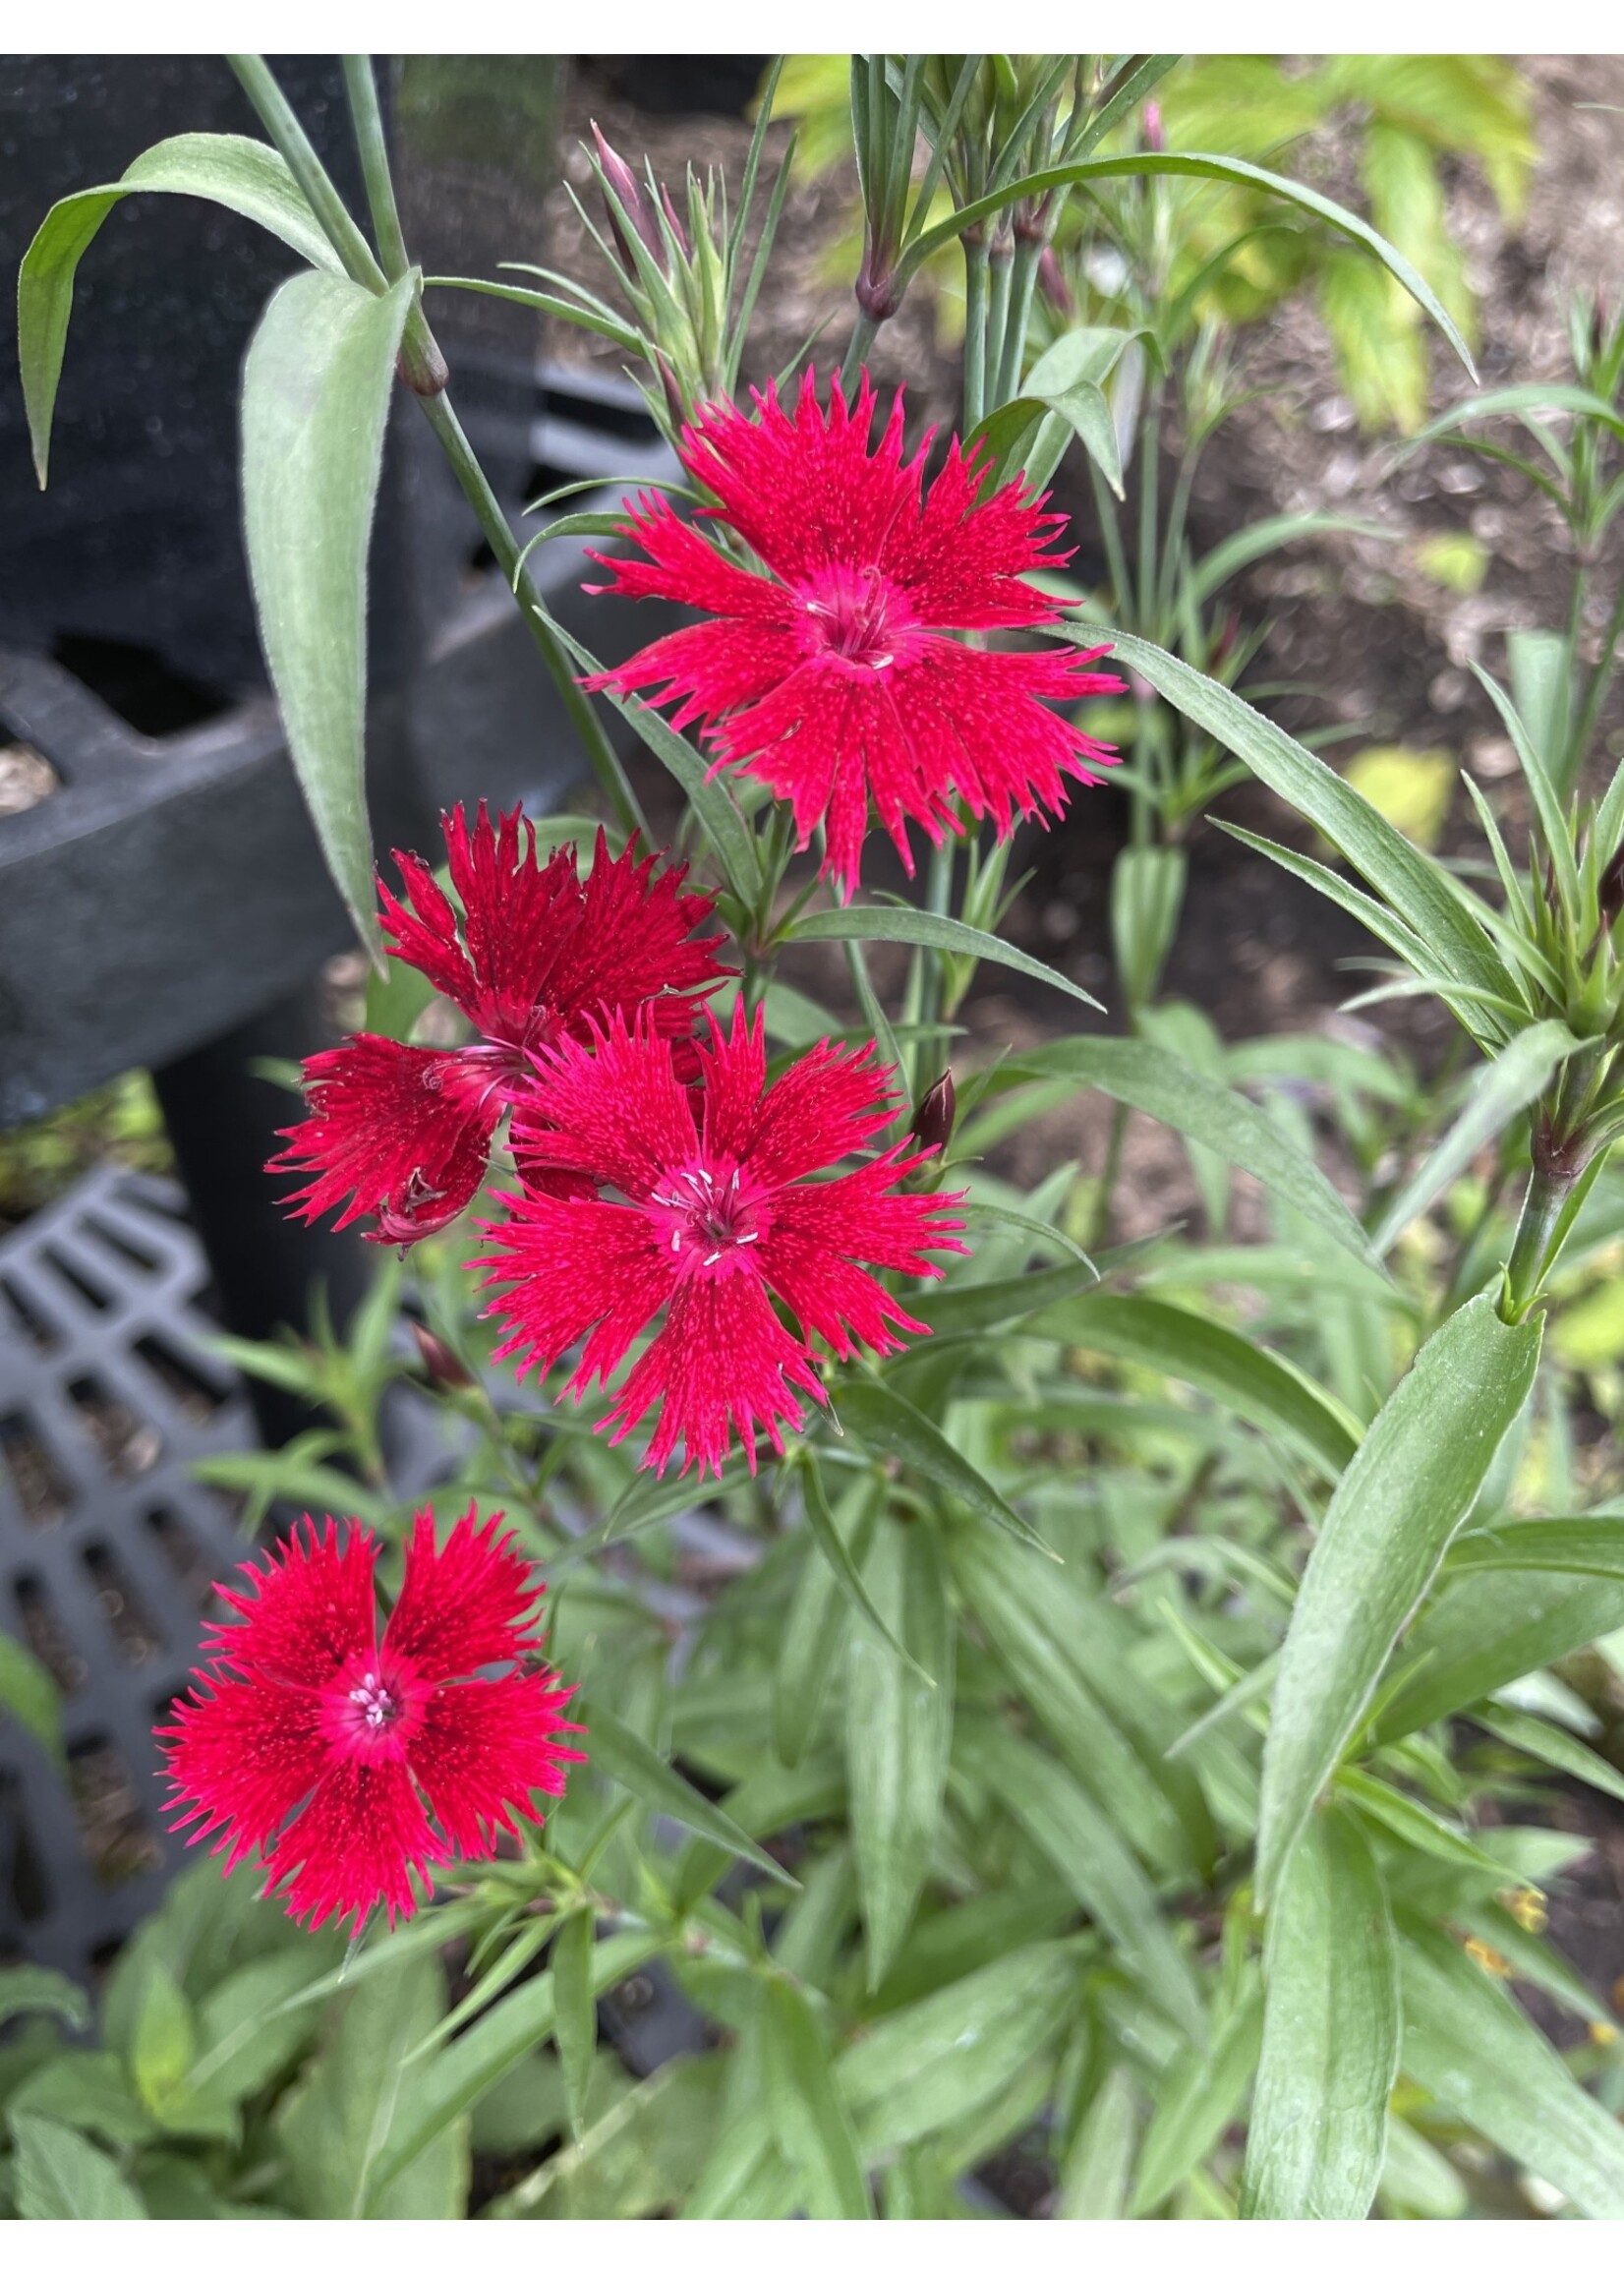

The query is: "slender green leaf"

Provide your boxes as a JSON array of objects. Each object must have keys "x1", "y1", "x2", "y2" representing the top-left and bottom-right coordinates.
[
  {"x1": 1057, "y1": 2067, "x2": 1140, "y2": 2218},
  {"x1": 761, "y1": 1975, "x2": 872, "y2": 2219},
  {"x1": 1244, "y1": 1807, "x2": 1397, "y2": 2219},
  {"x1": 0, "y1": 1964, "x2": 88, "y2": 2033},
  {"x1": 1018, "y1": 1293, "x2": 1363, "y2": 1483},
  {"x1": 1129, "y1": 1985, "x2": 1263, "y2": 2215},
  {"x1": 589, "y1": 1701, "x2": 798, "y2": 1890},
  {"x1": 951, "y1": 1524, "x2": 1214, "y2": 1879},
  {"x1": 19, "y1": 133, "x2": 340, "y2": 486},
  {"x1": 551, "y1": 1909, "x2": 597, "y2": 2141},
  {"x1": 1372, "y1": 1021, "x2": 1583, "y2": 1254},
  {"x1": 959, "y1": 1720, "x2": 1204, "y2": 2044},
  {"x1": 905, "y1": 151, "x2": 1479, "y2": 379},
  {"x1": 1013, "y1": 1035, "x2": 1381, "y2": 1270},
  {"x1": 1444, "y1": 1514, "x2": 1624, "y2": 1581},
  {"x1": 1257, "y1": 1290, "x2": 1542, "y2": 1911},
  {"x1": 846, "y1": 1517, "x2": 955, "y2": 1988},
  {"x1": 906, "y1": 1256, "x2": 1102, "y2": 1337},
  {"x1": 1472, "y1": 1702, "x2": 1624, "y2": 1807},
  {"x1": 1414, "y1": 380, "x2": 1624, "y2": 449},
  {"x1": 367, "y1": 1931, "x2": 662, "y2": 2197},
  {"x1": 774, "y1": 1479, "x2": 876, "y2": 1769},
  {"x1": 279, "y1": 1951, "x2": 466, "y2": 2218},
  {"x1": 788, "y1": 904, "x2": 1103, "y2": 1014},
  {"x1": 547, "y1": 618, "x2": 761, "y2": 907},
  {"x1": 835, "y1": 1375, "x2": 1059, "y2": 1559},
  {"x1": 1400, "y1": 1926, "x2": 1624, "y2": 2219},
  {"x1": 1189, "y1": 513, "x2": 1391, "y2": 606},
  {"x1": 1102, "y1": 633, "x2": 1515, "y2": 1015},
  {"x1": 1377, "y1": 1569, "x2": 1624, "y2": 1741},
  {"x1": 241, "y1": 267, "x2": 416, "y2": 958},
  {"x1": 801, "y1": 1457, "x2": 928, "y2": 1681},
  {"x1": 837, "y1": 1943, "x2": 1077, "y2": 2158},
  {"x1": 11, "y1": 2114, "x2": 146, "y2": 2219}
]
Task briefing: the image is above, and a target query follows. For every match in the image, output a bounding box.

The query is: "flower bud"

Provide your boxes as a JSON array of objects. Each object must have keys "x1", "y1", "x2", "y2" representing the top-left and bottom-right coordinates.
[
  {"x1": 591, "y1": 122, "x2": 662, "y2": 272},
  {"x1": 910, "y1": 1069, "x2": 957, "y2": 1157},
  {"x1": 395, "y1": 331, "x2": 449, "y2": 398},
  {"x1": 411, "y1": 1320, "x2": 476, "y2": 1391},
  {"x1": 1036, "y1": 247, "x2": 1074, "y2": 320},
  {"x1": 659, "y1": 183, "x2": 691, "y2": 263},
  {"x1": 1143, "y1": 101, "x2": 1165, "y2": 153},
  {"x1": 1599, "y1": 841, "x2": 1624, "y2": 933}
]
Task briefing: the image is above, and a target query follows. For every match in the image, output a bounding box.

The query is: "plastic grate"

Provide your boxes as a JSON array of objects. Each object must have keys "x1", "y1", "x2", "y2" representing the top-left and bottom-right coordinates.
[{"x1": 0, "y1": 1165, "x2": 259, "y2": 1976}]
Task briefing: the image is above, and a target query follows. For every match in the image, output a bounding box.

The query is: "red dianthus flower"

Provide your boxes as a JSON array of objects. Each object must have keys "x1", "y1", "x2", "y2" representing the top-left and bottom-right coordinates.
[
  {"x1": 273, "y1": 802, "x2": 726, "y2": 1243},
  {"x1": 160, "y1": 1507, "x2": 580, "y2": 1934},
  {"x1": 478, "y1": 1003, "x2": 967, "y2": 1477},
  {"x1": 586, "y1": 370, "x2": 1126, "y2": 893}
]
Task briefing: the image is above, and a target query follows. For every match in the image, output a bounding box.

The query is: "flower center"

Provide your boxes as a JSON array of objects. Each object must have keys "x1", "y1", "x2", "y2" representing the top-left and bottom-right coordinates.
[
  {"x1": 796, "y1": 564, "x2": 917, "y2": 674},
  {"x1": 347, "y1": 1669, "x2": 399, "y2": 1730},
  {"x1": 648, "y1": 1160, "x2": 769, "y2": 1275},
  {"x1": 322, "y1": 1653, "x2": 428, "y2": 1762}
]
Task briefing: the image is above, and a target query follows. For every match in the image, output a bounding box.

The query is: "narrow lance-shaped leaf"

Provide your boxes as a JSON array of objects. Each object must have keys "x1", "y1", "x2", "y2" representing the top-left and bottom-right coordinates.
[
  {"x1": 1057, "y1": 2067, "x2": 1140, "y2": 2219},
  {"x1": 20, "y1": 132, "x2": 341, "y2": 486},
  {"x1": 1014, "y1": 1291, "x2": 1363, "y2": 1484},
  {"x1": 761, "y1": 1974, "x2": 873, "y2": 2220},
  {"x1": 1400, "y1": 1924, "x2": 1624, "y2": 2220},
  {"x1": 835, "y1": 1374, "x2": 1060, "y2": 1559},
  {"x1": 1256, "y1": 1289, "x2": 1542, "y2": 1912},
  {"x1": 845, "y1": 1514, "x2": 955, "y2": 1989},
  {"x1": 788, "y1": 904, "x2": 1103, "y2": 1015},
  {"x1": 1099, "y1": 632, "x2": 1516, "y2": 1016},
  {"x1": 1243, "y1": 1806, "x2": 1398, "y2": 2220},
  {"x1": 587, "y1": 1700, "x2": 799, "y2": 1890},
  {"x1": 1371, "y1": 1020, "x2": 1584, "y2": 1255},
  {"x1": 241, "y1": 267, "x2": 416, "y2": 961},
  {"x1": 551, "y1": 1906, "x2": 597, "y2": 2141},
  {"x1": 904, "y1": 149, "x2": 1479, "y2": 380},
  {"x1": 1011, "y1": 1034, "x2": 1382, "y2": 1271}
]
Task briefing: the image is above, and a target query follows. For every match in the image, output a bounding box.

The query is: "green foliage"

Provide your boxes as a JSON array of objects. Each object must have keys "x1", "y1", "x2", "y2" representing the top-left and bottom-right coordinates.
[{"x1": 20, "y1": 44, "x2": 1624, "y2": 2231}]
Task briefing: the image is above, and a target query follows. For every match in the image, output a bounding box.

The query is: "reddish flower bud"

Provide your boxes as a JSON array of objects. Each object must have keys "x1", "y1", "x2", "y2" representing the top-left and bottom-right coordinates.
[
  {"x1": 1036, "y1": 247, "x2": 1074, "y2": 320},
  {"x1": 1143, "y1": 101, "x2": 1165, "y2": 153},
  {"x1": 659, "y1": 182, "x2": 691, "y2": 262},
  {"x1": 591, "y1": 121, "x2": 662, "y2": 271},
  {"x1": 911, "y1": 1069, "x2": 957, "y2": 1157},
  {"x1": 1598, "y1": 841, "x2": 1624, "y2": 933},
  {"x1": 411, "y1": 1320, "x2": 476, "y2": 1391},
  {"x1": 654, "y1": 350, "x2": 687, "y2": 433}
]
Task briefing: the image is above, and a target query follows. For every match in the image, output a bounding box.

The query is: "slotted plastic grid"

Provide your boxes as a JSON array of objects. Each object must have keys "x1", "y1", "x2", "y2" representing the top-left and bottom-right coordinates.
[{"x1": 0, "y1": 1165, "x2": 258, "y2": 1975}]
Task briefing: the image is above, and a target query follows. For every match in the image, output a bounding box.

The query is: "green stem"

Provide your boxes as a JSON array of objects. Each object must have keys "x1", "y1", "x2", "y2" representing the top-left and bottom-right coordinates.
[
  {"x1": 994, "y1": 235, "x2": 1042, "y2": 409},
  {"x1": 1567, "y1": 568, "x2": 1624, "y2": 788},
  {"x1": 1500, "y1": 1160, "x2": 1578, "y2": 1322},
  {"x1": 1087, "y1": 457, "x2": 1132, "y2": 616},
  {"x1": 962, "y1": 238, "x2": 990, "y2": 431},
  {"x1": 228, "y1": 54, "x2": 386, "y2": 290},
  {"x1": 984, "y1": 235, "x2": 1015, "y2": 416},
  {"x1": 1092, "y1": 1097, "x2": 1130, "y2": 1249},
  {"x1": 341, "y1": 57, "x2": 410, "y2": 278},
  {"x1": 419, "y1": 393, "x2": 646, "y2": 843},
  {"x1": 840, "y1": 307, "x2": 881, "y2": 394}
]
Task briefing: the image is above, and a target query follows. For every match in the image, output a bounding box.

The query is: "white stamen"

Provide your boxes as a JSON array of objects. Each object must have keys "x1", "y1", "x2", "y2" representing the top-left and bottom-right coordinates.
[
  {"x1": 703, "y1": 1251, "x2": 722, "y2": 1266},
  {"x1": 670, "y1": 1231, "x2": 682, "y2": 1252},
  {"x1": 737, "y1": 1232, "x2": 759, "y2": 1245}
]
